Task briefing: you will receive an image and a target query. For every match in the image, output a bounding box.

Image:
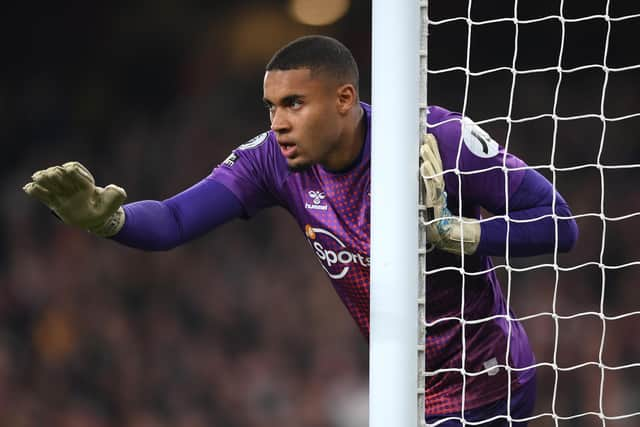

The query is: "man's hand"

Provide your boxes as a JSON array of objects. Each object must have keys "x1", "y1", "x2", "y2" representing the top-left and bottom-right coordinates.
[
  {"x1": 420, "y1": 133, "x2": 481, "y2": 255},
  {"x1": 23, "y1": 161, "x2": 127, "y2": 237}
]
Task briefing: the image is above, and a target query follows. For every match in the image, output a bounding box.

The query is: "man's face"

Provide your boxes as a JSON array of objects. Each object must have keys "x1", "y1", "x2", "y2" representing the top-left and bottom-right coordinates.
[{"x1": 263, "y1": 68, "x2": 343, "y2": 171}]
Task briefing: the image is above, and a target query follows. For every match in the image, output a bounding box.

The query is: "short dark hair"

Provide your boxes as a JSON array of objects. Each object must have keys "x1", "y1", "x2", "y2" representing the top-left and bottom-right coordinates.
[{"x1": 266, "y1": 35, "x2": 359, "y2": 93}]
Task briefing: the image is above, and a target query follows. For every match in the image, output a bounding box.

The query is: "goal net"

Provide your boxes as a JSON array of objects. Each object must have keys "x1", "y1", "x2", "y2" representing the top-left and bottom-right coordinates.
[{"x1": 420, "y1": 1, "x2": 640, "y2": 426}]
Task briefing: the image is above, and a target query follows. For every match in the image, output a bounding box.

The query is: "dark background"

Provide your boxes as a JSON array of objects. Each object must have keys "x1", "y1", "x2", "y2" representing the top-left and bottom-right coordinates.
[{"x1": 1, "y1": 1, "x2": 639, "y2": 426}]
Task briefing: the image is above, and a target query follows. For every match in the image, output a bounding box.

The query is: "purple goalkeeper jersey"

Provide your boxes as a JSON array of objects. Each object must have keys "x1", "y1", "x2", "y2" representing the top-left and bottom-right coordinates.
[{"x1": 211, "y1": 103, "x2": 535, "y2": 414}]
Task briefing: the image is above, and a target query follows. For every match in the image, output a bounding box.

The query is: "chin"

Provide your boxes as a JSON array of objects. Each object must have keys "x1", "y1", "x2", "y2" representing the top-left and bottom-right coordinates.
[{"x1": 287, "y1": 158, "x2": 313, "y2": 173}]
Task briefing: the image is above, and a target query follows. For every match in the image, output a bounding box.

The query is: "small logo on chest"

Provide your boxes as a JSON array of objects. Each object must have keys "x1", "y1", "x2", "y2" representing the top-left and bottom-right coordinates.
[{"x1": 305, "y1": 190, "x2": 328, "y2": 211}]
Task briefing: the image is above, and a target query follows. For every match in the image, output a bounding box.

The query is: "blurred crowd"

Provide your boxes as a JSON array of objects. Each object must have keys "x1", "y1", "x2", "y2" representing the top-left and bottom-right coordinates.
[{"x1": 2, "y1": 1, "x2": 640, "y2": 426}]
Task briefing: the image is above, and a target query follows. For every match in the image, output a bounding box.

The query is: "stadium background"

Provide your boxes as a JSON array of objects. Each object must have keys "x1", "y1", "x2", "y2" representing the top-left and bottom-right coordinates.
[{"x1": 1, "y1": 0, "x2": 639, "y2": 426}]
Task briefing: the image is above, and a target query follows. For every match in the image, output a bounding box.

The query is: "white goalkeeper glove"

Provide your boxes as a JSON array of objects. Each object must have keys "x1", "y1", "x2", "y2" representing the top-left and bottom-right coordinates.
[
  {"x1": 23, "y1": 161, "x2": 127, "y2": 237},
  {"x1": 420, "y1": 133, "x2": 481, "y2": 255}
]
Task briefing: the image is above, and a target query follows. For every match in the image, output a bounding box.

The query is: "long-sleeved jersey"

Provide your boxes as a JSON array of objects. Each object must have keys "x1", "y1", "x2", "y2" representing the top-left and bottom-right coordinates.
[{"x1": 210, "y1": 103, "x2": 539, "y2": 413}]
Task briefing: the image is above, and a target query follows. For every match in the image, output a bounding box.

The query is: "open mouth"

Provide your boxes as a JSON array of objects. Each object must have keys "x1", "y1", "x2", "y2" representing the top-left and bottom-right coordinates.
[{"x1": 279, "y1": 143, "x2": 297, "y2": 158}]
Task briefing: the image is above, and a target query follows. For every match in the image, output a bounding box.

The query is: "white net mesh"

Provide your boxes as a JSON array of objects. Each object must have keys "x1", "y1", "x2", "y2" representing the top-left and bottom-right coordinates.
[{"x1": 420, "y1": 1, "x2": 640, "y2": 426}]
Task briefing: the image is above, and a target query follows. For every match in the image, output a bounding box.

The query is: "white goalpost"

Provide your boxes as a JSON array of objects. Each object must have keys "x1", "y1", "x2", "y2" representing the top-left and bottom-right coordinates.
[
  {"x1": 371, "y1": 1, "x2": 640, "y2": 426},
  {"x1": 370, "y1": 2, "x2": 421, "y2": 427}
]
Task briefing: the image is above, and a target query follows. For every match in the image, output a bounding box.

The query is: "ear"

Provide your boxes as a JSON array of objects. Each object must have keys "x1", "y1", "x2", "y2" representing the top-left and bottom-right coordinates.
[{"x1": 336, "y1": 84, "x2": 357, "y2": 114}]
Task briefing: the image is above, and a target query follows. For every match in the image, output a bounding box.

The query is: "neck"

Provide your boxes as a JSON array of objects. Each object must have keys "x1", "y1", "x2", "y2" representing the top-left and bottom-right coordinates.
[{"x1": 322, "y1": 104, "x2": 365, "y2": 172}]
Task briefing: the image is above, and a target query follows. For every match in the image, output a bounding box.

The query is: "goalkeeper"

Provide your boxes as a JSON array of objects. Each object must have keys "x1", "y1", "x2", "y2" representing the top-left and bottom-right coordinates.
[{"x1": 23, "y1": 35, "x2": 578, "y2": 426}]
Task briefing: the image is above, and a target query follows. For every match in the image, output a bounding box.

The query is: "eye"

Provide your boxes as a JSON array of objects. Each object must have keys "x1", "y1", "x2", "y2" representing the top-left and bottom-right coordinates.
[{"x1": 283, "y1": 96, "x2": 303, "y2": 110}]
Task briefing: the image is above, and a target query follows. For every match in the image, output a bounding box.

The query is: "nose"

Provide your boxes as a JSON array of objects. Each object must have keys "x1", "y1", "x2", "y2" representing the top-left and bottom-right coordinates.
[{"x1": 270, "y1": 108, "x2": 290, "y2": 134}]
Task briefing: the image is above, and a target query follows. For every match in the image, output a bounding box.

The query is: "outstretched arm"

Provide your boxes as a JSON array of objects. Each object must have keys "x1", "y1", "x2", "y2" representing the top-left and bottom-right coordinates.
[
  {"x1": 23, "y1": 162, "x2": 245, "y2": 251},
  {"x1": 113, "y1": 178, "x2": 244, "y2": 251}
]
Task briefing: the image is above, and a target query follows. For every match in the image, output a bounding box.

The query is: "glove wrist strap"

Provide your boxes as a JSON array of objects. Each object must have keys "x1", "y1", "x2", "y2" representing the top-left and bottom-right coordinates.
[
  {"x1": 433, "y1": 219, "x2": 481, "y2": 256},
  {"x1": 88, "y1": 207, "x2": 126, "y2": 237},
  {"x1": 445, "y1": 220, "x2": 481, "y2": 255}
]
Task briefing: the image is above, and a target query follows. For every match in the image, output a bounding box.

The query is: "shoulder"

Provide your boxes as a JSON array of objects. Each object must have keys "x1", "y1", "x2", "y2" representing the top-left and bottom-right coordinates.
[
  {"x1": 233, "y1": 131, "x2": 285, "y2": 168},
  {"x1": 426, "y1": 105, "x2": 503, "y2": 171},
  {"x1": 232, "y1": 131, "x2": 276, "y2": 157},
  {"x1": 214, "y1": 130, "x2": 291, "y2": 187},
  {"x1": 426, "y1": 105, "x2": 463, "y2": 155}
]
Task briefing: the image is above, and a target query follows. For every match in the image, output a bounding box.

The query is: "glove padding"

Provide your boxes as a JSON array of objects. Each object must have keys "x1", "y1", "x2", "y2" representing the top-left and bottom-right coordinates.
[
  {"x1": 420, "y1": 133, "x2": 481, "y2": 255},
  {"x1": 23, "y1": 161, "x2": 126, "y2": 237}
]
